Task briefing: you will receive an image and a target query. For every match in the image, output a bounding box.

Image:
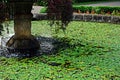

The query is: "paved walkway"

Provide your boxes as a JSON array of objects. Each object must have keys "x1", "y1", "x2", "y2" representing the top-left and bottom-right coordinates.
[
  {"x1": 82, "y1": 1, "x2": 120, "y2": 7},
  {"x1": 31, "y1": 6, "x2": 44, "y2": 14},
  {"x1": 32, "y1": 1, "x2": 120, "y2": 14}
]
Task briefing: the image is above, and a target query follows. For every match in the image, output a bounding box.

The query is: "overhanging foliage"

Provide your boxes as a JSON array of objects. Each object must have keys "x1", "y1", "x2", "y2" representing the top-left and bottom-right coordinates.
[{"x1": 0, "y1": 0, "x2": 73, "y2": 31}]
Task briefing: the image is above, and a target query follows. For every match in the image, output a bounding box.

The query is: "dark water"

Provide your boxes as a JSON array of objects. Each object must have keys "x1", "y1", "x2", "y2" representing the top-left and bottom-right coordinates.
[{"x1": 0, "y1": 36, "x2": 60, "y2": 58}]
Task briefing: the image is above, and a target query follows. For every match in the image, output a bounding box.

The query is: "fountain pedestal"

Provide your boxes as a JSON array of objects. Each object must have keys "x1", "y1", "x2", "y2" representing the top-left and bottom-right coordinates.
[{"x1": 6, "y1": 1, "x2": 40, "y2": 53}]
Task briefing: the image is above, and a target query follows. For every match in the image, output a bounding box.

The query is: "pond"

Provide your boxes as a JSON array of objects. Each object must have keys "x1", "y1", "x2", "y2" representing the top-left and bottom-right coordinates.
[
  {"x1": 0, "y1": 21, "x2": 120, "y2": 80},
  {"x1": 0, "y1": 21, "x2": 61, "y2": 58}
]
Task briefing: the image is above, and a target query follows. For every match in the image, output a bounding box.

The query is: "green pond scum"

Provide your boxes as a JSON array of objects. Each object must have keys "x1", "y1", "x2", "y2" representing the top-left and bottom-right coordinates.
[{"x1": 0, "y1": 21, "x2": 120, "y2": 80}]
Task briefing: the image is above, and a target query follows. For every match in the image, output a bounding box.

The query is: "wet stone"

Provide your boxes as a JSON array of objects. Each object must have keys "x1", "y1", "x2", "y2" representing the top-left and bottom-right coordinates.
[
  {"x1": 111, "y1": 16, "x2": 120, "y2": 24},
  {"x1": 103, "y1": 15, "x2": 111, "y2": 23},
  {"x1": 74, "y1": 14, "x2": 84, "y2": 21},
  {"x1": 84, "y1": 14, "x2": 92, "y2": 21},
  {"x1": 93, "y1": 15, "x2": 103, "y2": 22}
]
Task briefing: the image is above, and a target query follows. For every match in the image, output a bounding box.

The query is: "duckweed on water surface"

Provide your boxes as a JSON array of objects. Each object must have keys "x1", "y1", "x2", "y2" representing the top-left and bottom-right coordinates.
[{"x1": 0, "y1": 21, "x2": 120, "y2": 80}]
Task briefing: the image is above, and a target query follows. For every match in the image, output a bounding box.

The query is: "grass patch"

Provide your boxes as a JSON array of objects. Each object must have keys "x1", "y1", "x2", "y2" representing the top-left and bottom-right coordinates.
[
  {"x1": 40, "y1": 7, "x2": 47, "y2": 13},
  {"x1": 0, "y1": 21, "x2": 120, "y2": 80}
]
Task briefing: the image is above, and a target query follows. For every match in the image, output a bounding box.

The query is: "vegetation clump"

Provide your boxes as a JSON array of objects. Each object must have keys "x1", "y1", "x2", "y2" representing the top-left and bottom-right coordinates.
[{"x1": 73, "y1": 6, "x2": 120, "y2": 16}]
